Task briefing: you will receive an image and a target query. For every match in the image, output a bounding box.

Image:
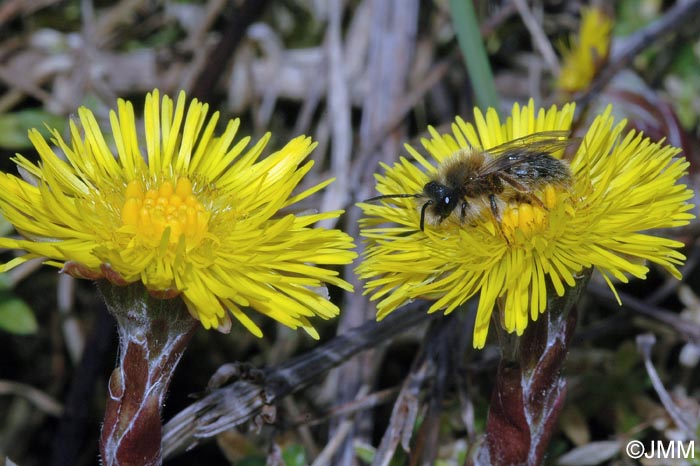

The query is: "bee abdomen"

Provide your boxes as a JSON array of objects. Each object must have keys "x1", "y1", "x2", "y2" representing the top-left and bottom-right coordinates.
[{"x1": 505, "y1": 153, "x2": 570, "y2": 186}]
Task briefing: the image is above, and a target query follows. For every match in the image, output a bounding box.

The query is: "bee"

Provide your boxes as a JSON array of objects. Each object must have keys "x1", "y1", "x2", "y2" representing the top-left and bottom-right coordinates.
[{"x1": 367, "y1": 131, "x2": 579, "y2": 232}]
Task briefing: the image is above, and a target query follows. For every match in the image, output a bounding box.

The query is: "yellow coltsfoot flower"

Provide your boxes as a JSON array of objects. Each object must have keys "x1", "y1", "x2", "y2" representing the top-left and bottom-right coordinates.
[
  {"x1": 557, "y1": 7, "x2": 613, "y2": 93},
  {"x1": 0, "y1": 89, "x2": 356, "y2": 337},
  {"x1": 358, "y1": 100, "x2": 694, "y2": 348}
]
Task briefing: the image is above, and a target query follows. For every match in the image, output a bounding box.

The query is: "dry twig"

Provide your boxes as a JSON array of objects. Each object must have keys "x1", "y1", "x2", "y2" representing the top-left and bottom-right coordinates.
[{"x1": 161, "y1": 304, "x2": 434, "y2": 460}]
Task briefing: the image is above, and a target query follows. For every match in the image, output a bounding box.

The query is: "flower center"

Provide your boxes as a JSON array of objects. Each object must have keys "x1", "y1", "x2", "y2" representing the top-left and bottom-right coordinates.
[
  {"x1": 121, "y1": 178, "x2": 210, "y2": 246},
  {"x1": 500, "y1": 185, "x2": 566, "y2": 245}
]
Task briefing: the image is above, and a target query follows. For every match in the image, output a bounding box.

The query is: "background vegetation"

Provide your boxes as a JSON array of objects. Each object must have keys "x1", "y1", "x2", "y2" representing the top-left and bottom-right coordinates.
[{"x1": 0, "y1": 0, "x2": 698, "y2": 465}]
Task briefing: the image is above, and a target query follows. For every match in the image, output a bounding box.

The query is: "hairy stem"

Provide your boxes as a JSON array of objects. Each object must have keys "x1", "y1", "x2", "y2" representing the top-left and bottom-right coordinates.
[
  {"x1": 98, "y1": 281, "x2": 197, "y2": 466},
  {"x1": 476, "y1": 270, "x2": 591, "y2": 466}
]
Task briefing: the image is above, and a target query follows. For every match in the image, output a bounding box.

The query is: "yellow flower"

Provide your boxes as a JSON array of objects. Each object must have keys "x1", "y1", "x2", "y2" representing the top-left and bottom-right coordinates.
[
  {"x1": 0, "y1": 90, "x2": 356, "y2": 338},
  {"x1": 557, "y1": 7, "x2": 613, "y2": 93},
  {"x1": 357, "y1": 100, "x2": 694, "y2": 348}
]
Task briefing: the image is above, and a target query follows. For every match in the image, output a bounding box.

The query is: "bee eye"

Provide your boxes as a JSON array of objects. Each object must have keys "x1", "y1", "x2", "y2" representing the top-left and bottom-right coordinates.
[{"x1": 444, "y1": 196, "x2": 450, "y2": 205}]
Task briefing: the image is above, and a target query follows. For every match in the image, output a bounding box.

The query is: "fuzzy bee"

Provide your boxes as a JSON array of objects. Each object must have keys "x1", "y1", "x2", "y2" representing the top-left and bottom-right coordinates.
[{"x1": 367, "y1": 131, "x2": 579, "y2": 231}]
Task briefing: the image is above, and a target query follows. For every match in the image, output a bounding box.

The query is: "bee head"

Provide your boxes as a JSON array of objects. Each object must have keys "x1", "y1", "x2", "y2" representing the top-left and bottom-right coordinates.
[{"x1": 422, "y1": 181, "x2": 458, "y2": 228}]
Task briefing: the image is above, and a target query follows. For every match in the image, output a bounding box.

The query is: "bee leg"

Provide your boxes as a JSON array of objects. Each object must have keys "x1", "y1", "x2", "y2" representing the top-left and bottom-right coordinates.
[
  {"x1": 527, "y1": 193, "x2": 547, "y2": 210},
  {"x1": 420, "y1": 200, "x2": 433, "y2": 232},
  {"x1": 489, "y1": 194, "x2": 510, "y2": 245},
  {"x1": 460, "y1": 201, "x2": 468, "y2": 222},
  {"x1": 497, "y1": 172, "x2": 529, "y2": 192},
  {"x1": 489, "y1": 194, "x2": 501, "y2": 222},
  {"x1": 497, "y1": 173, "x2": 547, "y2": 209}
]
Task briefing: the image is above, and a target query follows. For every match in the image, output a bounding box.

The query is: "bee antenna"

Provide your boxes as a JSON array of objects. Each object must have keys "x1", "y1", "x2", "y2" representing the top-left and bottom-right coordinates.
[{"x1": 364, "y1": 193, "x2": 420, "y2": 202}]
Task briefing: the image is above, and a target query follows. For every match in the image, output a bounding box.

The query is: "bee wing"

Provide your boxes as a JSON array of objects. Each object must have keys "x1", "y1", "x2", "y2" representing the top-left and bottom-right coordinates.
[
  {"x1": 483, "y1": 131, "x2": 570, "y2": 155},
  {"x1": 479, "y1": 132, "x2": 580, "y2": 174}
]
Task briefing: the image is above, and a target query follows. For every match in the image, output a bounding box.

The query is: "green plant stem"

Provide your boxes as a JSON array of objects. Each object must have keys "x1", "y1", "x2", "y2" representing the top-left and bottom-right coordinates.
[{"x1": 449, "y1": 0, "x2": 500, "y2": 112}]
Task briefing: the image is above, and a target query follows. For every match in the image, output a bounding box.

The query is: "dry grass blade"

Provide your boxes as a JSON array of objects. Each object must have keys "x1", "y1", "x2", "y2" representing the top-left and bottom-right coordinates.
[
  {"x1": 636, "y1": 334, "x2": 699, "y2": 437},
  {"x1": 0, "y1": 381, "x2": 63, "y2": 417},
  {"x1": 318, "y1": 0, "x2": 352, "y2": 228},
  {"x1": 588, "y1": 281, "x2": 700, "y2": 345},
  {"x1": 371, "y1": 359, "x2": 427, "y2": 466}
]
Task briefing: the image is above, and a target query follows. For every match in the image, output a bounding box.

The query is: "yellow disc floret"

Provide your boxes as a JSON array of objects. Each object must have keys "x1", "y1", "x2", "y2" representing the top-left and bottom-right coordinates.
[
  {"x1": 500, "y1": 185, "x2": 569, "y2": 245},
  {"x1": 121, "y1": 178, "x2": 210, "y2": 248},
  {"x1": 502, "y1": 202, "x2": 545, "y2": 244}
]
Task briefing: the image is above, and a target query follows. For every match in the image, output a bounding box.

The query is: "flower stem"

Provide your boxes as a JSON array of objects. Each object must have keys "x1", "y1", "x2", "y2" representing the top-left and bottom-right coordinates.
[
  {"x1": 476, "y1": 270, "x2": 591, "y2": 466},
  {"x1": 97, "y1": 281, "x2": 197, "y2": 466}
]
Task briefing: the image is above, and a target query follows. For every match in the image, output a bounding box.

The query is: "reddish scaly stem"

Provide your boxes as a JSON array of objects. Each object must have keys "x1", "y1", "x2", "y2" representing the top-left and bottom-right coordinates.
[
  {"x1": 97, "y1": 281, "x2": 197, "y2": 466},
  {"x1": 475, "y1": 271, "x2": 591, "y2": 466}
]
